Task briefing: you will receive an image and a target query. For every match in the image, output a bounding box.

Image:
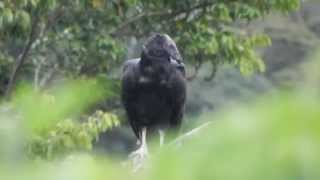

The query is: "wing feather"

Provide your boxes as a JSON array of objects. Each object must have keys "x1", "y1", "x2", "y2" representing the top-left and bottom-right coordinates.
[{"x1": 121, "y1": 59, "x2": 142, "y2": 139}]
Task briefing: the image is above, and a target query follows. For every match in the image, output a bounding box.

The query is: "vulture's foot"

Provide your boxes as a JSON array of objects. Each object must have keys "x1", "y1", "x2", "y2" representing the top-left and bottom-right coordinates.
[{"x1": 129, "y1": 145, "x2": 148, "y2": 172}]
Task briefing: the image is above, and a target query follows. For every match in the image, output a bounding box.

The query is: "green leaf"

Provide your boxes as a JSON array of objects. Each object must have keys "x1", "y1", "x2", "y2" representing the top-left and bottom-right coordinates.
[
  {"x1": 3, "y1": 8, "x2": 13, "y2": 24},
  {"x1": 30, "y1": 0, "x2": 40, "y2": 7},
  {"x1": 16, "y1": 10, "x2": 31, "y2": 31}
]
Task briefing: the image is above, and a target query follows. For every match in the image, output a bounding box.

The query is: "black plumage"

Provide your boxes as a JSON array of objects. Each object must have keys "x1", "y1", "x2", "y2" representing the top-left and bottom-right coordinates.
[{"x1": 121, "y1": 34, "x2": 186, "y2": 150}]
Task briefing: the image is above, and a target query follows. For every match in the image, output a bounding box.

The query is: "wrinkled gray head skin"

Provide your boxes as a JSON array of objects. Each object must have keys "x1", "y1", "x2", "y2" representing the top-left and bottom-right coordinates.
[
  {"x1": 142, "y1": 33, "x2": 182, "y2": 62},
  {"x1": 140, "y1": 33, "x2": 184, "y2": 83}
]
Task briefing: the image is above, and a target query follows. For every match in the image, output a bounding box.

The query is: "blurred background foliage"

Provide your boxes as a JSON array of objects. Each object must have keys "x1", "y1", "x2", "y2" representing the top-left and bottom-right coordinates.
[
  {"x1": 0, "y1": 0, "x2": 299, "y2": 97},
  {"x1": 1, "y1": 0, "x2": 320, "y2": 179}
]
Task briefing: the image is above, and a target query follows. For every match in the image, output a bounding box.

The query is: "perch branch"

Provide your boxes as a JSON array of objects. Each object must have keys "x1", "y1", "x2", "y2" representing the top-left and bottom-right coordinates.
[
  {"x1": 170, "y1": 122, "x2": 212, "y2": 146},
  {"x1": 125, "y1": 121, "x2": 213, "y2": 172}
]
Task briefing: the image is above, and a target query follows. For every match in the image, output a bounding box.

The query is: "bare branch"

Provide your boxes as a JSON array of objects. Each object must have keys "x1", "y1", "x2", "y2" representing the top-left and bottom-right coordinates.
[{"x1": 170, "y1": 122, "x2": 212, "y2": 146}]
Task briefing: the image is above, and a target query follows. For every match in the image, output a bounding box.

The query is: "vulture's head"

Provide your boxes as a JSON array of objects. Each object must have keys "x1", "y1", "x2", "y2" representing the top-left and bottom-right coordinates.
[{"x1": 140, "y1": 33, "x2": 184, "y2": 84}]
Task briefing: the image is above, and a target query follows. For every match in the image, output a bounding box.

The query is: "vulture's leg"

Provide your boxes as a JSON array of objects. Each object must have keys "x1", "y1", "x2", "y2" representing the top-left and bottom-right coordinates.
[
  {"x1": 129, "y1": 127, "x2": 148, "y2": 171},
  {"x1": 140, "y1": 127, "x2": 148, "y2": 155},
  {"x1": 159, "y1": 129, "x2": 165, "y2": 147}
]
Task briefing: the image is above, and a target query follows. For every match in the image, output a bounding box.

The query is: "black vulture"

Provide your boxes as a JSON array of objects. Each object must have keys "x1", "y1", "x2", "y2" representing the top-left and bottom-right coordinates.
[{"x1": 121, "y1": 33, "x2": 186, "y2": 159}]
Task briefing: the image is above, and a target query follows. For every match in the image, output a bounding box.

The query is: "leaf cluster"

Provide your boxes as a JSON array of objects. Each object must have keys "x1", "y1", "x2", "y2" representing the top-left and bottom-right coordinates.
[{"x1": 27, "y1": 110, "x2": 120, "y2": 160}]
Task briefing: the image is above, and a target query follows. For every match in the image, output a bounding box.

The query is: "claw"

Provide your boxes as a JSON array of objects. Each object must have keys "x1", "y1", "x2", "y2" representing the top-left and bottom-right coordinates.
[
  {"x1": 128, "y1": 127, "x2": 148, "y2": 172},
  {"x1": 129, "y1": 144, "x2": 149, "y2": 171}
]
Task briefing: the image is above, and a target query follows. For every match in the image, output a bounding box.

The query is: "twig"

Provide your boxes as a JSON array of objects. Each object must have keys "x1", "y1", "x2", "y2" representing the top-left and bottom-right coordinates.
[{"x1": 170, "y1": 122, "x2": 212, "y2": 146}]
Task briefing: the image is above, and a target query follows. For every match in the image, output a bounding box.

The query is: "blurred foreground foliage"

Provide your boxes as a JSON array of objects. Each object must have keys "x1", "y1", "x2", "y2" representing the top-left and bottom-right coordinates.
[
  {"x1": 1, "y1": 79, "x2": 320, "y2": 179},
  {"x1": 28, "y1": 110, "x2": 119, "y2": 160},
  {"x1": 12, "y1": 79, "x2": 106, "y2": 132},
  {"x1": 0, "y1": 78, "x2": 120, "y2": 161},
  {"x1": 151, "y1": 91, "x2": 320, "y2": 180}
]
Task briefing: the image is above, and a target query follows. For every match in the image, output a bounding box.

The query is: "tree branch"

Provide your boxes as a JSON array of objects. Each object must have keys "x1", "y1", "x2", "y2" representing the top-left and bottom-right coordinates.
[
  {"x1": 170, "y1": 122, "x2": 212, "y2": 146},
  {"x1": 41, "y1": 6, "x2": 65, "y2": 39},
  {"x1": 125, "y1": 121, "x2": 213, "y2": 172},
  {"x1": 5, "y1": 6, "x2": 65, "y2": 99},
  {"x1": 187, "y1": 53, "x2": 203, "y2": 81},
  {"x1": 109, "y1": 10, "x2": 173, "y2": 36},
  {"x1": 33, "y1": 61, "x2": 42, "y2": 90},
  {"x1": 110, "y1": 2, "x2": 215, "y2": 37},
  {"x1": 39, "y1": 64, "x2": 57, "y2": 89},
  {"x1": 5, "y1": 15, "x2": 40, "y2": 99},
  {"x1": 204, "y1": 59, "x2": 218, "y2": 81}
]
